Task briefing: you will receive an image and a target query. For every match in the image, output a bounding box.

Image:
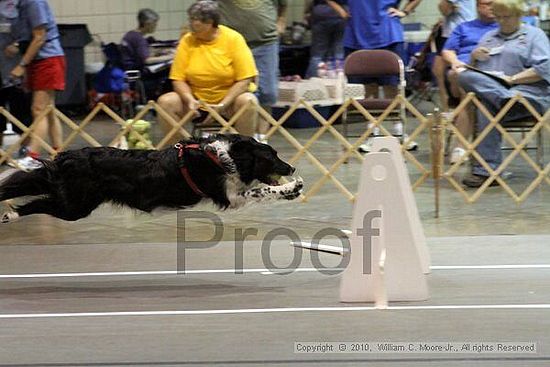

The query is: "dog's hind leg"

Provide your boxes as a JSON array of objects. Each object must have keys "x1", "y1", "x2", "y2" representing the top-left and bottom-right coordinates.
[
  {"x1": 0, "y1": 170, "x2": 51, "y2": 202},
  {"x1": 2, "y1": 197, "x2": 97, "y2": 222}
]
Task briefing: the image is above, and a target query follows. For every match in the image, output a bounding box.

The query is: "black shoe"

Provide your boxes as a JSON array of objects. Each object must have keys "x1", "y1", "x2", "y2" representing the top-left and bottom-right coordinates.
[
  {"x1": 17, "y1": 146, "x2": 29, "y2": 158},
  {"x1": 462, "y1": 173, "x2": 499, "y2": 188}
]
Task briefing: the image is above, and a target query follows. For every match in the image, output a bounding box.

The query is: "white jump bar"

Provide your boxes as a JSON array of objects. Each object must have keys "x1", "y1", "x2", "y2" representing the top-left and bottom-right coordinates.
[{"x1": 291, "y1": 241, "x2": 349, "y2": 256}]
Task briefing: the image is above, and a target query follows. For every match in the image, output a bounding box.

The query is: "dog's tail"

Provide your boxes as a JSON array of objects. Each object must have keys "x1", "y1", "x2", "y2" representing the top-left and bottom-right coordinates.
[{"x1": 0, "y1": 162, "x2": 57, "y2": 202}]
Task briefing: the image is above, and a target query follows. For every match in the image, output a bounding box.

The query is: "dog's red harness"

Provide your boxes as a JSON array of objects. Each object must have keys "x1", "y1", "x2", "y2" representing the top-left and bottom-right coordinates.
[{"x1": 174, "y1": 143, "x2": 224, "y2": 197}]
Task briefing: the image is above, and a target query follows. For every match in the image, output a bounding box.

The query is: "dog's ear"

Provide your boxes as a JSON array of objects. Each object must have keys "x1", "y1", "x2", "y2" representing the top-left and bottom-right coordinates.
[
  {"x1": 228, "y1": 139, "x2": 258, "y2": 183},
  {"x1": 228, "y1": 138, "x2": 256, "y2": 156},
  {"x1": 229, "y1": 140, "x2": 255, "y2": 165}
]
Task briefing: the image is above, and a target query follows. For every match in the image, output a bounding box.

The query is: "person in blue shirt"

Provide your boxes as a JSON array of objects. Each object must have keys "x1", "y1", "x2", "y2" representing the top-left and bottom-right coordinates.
[
  {"x1": 304, "y1": 0, "x2": 349, "y2": 78},
  {"x1": 458, "y1": 0, "x2": 550, "y2": 187},
  {"x1": 432, "y1": 0, "x2": 476, "y2": 113},
  {"x1": 0, "y1": 0, "x2": 31, "y2": 153},
  {"x1": 344, "y1": 0, "x2": 422, "y2": 150},
  {"x1": 343, "y1": 0, "x2": 423, "y2": 101},
  {"x1": 9, "y1": 0, "x2": 65, "y2": 171},
  {"x1": 442, "y1": 0, "x2": 498, "y2": 163}
]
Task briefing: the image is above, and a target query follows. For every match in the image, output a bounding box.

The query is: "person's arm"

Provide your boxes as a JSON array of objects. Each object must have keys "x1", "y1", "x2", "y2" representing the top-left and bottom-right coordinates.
[
  {"x1": 10, "y1": 25, "x2": 46, "y2": 79},
  {"x1": 441, "y1": 49, "x2": 464, "y2": 70},
  {"x1": 4, "y1": 42, "x2": 19, "y2": 58},
  {"x1": 304, "y1": 0, "x2": 314, "y2": 16},
  {"x1": 441, "y1": 26, "x2": 466, "y2": 70},
  {"x1": 145, "y1": 52, "x2": 174, "y2": 65},
  {"x1": 218, "y1": 77, "x2": 255, "y2": 113},
  {"x1": 388, "y1": 0, "x2": 423, "y2": 18},
  {"x1": 222, "y1": 30, "x2": 257, "y2": 112},
  {"x1": 133, "y1": 34, "x2": 174, "y2": 65},
  {"x1": 438, "y1": 0, "x2": 457, "y2": 17},
  {"x1": 304, "y1": 0, "x2": 314, "y2": 26},
  {"x1": 276, "y1": 1, "x2": 288, "y2": 35},
  {"x1": 504, "y1": 68, "x2": 543, "y2": 85},
  {"x1": 4, "y1": 28, "x2": 20, "y2": 58},
  {"x1": 469, "y1": 46, "x2": 491, "y2": 66},
  {"x1": 172, "y1": 79, "x2": 200, "y2": 113},
  {"x1": 326, "y1": 0, "x2": 349, "y2": 19}
]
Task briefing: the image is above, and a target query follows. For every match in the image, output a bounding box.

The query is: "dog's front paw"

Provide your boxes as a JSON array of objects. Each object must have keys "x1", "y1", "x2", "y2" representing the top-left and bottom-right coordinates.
[
  {"x1": 1, "y1": 211, "x2": 19, "y2": 223},
  {"x1": 281, "y1": 177, "x2": 304, "y2": 200}
]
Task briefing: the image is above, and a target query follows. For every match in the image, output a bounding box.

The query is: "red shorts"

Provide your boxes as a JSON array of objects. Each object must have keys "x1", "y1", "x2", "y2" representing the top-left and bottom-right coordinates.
[{"x1": 27, "y1": 56, "x2": 66, "y2": 91}]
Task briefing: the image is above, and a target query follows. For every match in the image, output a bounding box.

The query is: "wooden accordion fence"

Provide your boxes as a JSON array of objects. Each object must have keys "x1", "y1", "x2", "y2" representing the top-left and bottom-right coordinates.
[{"x1": 1, "y1": 93, "x2": 549, "y2": 214}]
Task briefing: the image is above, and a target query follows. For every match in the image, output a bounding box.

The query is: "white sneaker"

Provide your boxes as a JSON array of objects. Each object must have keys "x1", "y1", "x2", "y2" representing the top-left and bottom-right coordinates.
[
  {"x1": 8, "y1": 156, "x2": 43, "y2": 171},
  {"x1": 254, "y1": 134, "x2": 268, "y2": 144},
  {"x1": 450, "y1": 147, "x2": 467, "y2": 164},
  {"x1": 358, "y1": 138, "x2": 374, "y2": 153},
  {"x1": 403, "y1": 134, "x2": 418, "y2": 151},
  {"x1": 392, "y1": 122, "x2": 403, "y2": 136},
  {"x1": 367, "y1": 123, "x2": 380, "y2": 136}
]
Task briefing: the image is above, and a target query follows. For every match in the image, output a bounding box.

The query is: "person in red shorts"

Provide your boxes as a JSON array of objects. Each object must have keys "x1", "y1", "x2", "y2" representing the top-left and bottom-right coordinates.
[{"x1": 9, "y1": 0, "x2": 65, "y2": 171}]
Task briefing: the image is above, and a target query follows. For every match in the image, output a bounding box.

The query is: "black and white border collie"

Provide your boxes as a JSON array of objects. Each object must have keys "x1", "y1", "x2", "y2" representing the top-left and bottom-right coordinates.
[{"x1": 0, "y1": 134, "x2": 303, "y2": 222}]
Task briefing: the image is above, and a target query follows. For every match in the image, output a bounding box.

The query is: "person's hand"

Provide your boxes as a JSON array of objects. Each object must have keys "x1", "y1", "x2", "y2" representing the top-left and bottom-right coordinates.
[
  {"x1": 276, "y1": 19, "x2": 286, "y2": 35},
  {"x1": 471, "y1": 47, "x2": 491, "y2": 62},
  {"x1": 501, "y1": 75, "x2": 514, "y2": 86},
  {"x1": 10, "y1": 65, "x2": 25, "y2": 80},
  {"x1": 335, "y1": 8, "x2": 350, "y2": 19},
  {"x1": 187, "y1": 98, "x2": 200, "y2": 117},
  {"x1": 387, "y1": 7, "x2": 406, "y2": 18},
  {"x1": 4, "y1": 43, "x2": 19, "y2": 58},
  {"x1": 304, "y1": 13, "x2": 311, "y2": 27},
  {"x1": 451, "y1": 60, "x2": 467, "y2": 72},
  {"x1": 211, "y1": 102, "x2": 227, "y2": 117}
]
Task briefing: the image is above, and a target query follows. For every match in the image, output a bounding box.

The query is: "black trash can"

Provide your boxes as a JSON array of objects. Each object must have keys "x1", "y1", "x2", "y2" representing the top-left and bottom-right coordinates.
[{"x1": 56, "y1": 24, "x2": 92, "y2": 107}]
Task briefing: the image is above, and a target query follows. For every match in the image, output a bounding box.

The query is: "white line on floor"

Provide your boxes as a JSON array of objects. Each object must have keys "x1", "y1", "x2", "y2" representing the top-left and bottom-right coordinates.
[
  {"x1": 431, "y1": 265, "x2": 550, "y2": 270},
  {"x1": 1, "y1": 264, "x2": 550, "y2": 279},
  {"x1": 1, "y1": 304, "x2": 550, "y2": 319}
]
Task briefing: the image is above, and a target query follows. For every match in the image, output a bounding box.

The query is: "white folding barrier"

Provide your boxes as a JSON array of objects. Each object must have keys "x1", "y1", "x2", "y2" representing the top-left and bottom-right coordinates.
[
  {"x1": 340, "y1": 137, "x2": 430, "y2": 305},
  {"x1": 370, "y1": 136, "x2": 431, "y2": 274}
]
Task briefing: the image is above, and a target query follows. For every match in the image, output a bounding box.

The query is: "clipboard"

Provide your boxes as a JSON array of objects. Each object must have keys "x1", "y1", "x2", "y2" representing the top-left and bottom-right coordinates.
[{"x1": 463, "y1": 64, "x2": 510, "y2": 87}]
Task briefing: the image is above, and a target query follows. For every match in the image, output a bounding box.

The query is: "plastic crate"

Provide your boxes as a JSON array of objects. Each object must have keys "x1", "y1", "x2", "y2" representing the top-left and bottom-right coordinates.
[{"x1": 271, "y1": 104, "x2": 332, "y2": 128}]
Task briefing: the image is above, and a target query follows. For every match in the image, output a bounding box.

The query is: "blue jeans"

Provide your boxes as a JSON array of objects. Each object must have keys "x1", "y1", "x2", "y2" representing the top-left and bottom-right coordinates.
[
  {"x1": 305, "y1": 17, "x2": 346, "y2": 78},
  {"x1": 458, "y1": 70, "x2": 546, "y2": 176},
  {"x1": 252, "y1": 42, "x2": 279, "y2": 106}
]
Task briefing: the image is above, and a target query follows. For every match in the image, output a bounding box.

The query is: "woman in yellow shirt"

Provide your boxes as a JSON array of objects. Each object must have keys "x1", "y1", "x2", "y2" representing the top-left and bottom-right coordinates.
[{"x1": 157, "y1": 0, "x2": 259, "y2": 140}]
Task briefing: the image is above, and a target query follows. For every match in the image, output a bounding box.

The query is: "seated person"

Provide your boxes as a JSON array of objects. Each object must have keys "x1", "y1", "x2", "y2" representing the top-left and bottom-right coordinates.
[
  {"x1": 120, "y1": 8, "x2": 174, "y2": 100},
  {"x1": 458, "y1": 0, "x2": 550, "y2": 187},
  {"x1": 441, "y1": 0, "x2": 498, "y2": 163},
  {"x1": 157, "y1": 1, "x2": 258, "y2": 143},
  {"x1": 432, "y1": 0, "x2": 476, "y2": 113}
]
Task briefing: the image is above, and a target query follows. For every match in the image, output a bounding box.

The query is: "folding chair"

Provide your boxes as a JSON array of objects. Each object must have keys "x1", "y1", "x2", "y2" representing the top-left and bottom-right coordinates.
[
  {"x1": 502, "y1": 117, "x2": 544, "y2": 167},
  {"x1": 96, "y1": 42, "x2": 147, "y2": 118},
  {"x1": 405, "y1": 21, "x2": 442, "y2": 106},
  {"x1": 190, "y1": 104, "x2": 227, "y2": 138},
  {"x1": 464, "y1": 111, "x2": 545, "y2": 171},
  {"x1": 341, "y1": 49, "x2": 408, "y2": 141}
]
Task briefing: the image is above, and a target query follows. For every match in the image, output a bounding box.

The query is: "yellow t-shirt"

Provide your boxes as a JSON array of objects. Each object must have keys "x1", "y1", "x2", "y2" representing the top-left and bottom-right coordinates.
[{"x1": 169, "y1": 25, "x2": 258, "y2": 104}]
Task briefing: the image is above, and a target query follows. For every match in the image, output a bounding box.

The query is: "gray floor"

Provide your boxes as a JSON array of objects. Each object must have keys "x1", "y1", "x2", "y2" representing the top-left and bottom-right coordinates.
[{"x1": 1, "y1": 110, "x2": 550, "y2": 366}]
